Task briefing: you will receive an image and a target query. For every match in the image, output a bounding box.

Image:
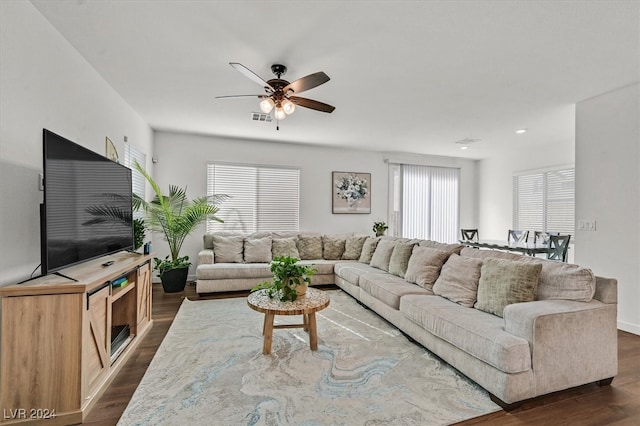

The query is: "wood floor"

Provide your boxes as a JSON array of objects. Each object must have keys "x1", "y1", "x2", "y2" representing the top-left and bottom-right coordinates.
[{"x1": 85, "y1": 283, "x2": 640, "y2": 425}]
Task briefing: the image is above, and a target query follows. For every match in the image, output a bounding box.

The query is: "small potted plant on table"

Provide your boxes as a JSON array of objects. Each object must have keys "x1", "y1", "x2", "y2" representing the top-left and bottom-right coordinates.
[
  {"x1": 252, "y1": 256, "x2": 317, "y2": 302},
  {"x1": 373, "y1": 221, "x2": 388, "y2": 237}
]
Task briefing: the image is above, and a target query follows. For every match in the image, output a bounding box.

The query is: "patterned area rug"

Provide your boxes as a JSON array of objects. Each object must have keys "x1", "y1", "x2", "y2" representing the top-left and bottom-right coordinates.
[{"x1": 119, "y1": 290, "x2": 500, "y2": 425}]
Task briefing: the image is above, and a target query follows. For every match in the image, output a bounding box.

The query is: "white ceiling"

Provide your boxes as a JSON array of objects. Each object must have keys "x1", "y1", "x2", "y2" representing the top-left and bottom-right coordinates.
[{"x1": 31, "y1": 0, "x2": 639, "y2": 159}]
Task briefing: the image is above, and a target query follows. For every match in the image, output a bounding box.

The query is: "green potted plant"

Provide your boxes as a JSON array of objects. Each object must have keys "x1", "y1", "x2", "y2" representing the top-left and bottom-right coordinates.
[
  {"x1": 133, "y1": 217, "x2": 146, "y2": 251},
  {"x1": 251, "y1": 256, "x2": 317, "y2": 302},
  {"x1": 373, "y1": 221, "x2": 388, "y2": 237},
  {"x1": 133, "y1": 161, "x2": 227, "y2": 293}
]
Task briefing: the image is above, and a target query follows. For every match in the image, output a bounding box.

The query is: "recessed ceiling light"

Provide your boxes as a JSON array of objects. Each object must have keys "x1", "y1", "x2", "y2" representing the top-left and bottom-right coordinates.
[
  {"x1": 515, "y1": 128, "x2": 527, "y2": 134},
  {"x1": 460, "y1": 146, "x2": 468, "y2": 150}
]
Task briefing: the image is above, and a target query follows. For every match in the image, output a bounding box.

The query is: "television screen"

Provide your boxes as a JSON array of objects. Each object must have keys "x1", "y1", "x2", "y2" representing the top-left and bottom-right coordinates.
[{"x1": 42, "y1": 129, "x2": 134, "y2": 274}]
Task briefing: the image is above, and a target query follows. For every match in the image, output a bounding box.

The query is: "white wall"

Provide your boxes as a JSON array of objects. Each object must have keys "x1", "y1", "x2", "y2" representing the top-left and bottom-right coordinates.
[
  {"x1": 153, "y1": 131, "x2": 478, "y2": 279},
  {"x1": 477, "y1": 137, "x2": 575, "y2": 241},
  {"x1": 575, "y1": 83, "x2": 640, "y2": 335},
  {"x1": 0, "y1": 1, "x2": 153, "y2": 286}
]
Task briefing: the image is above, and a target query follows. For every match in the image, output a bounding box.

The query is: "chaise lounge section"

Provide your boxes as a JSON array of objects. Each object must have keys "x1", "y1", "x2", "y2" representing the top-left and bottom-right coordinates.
[{"x1": 196, "y1": 232, "x2": 618, "y2": 407}]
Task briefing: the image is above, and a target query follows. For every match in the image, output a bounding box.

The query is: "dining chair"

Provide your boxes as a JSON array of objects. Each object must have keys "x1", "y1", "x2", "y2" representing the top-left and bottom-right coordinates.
[
  {"x1": 507, "y1": 229, "x2": 529, "y2": 244},
  {"x1": 460, "y1": 229, "x2": 479, "y2": 242},
  {"x1": 548, "y1": 234, "x2": 571, "y2": 262},
  {"x1": 533, "y1": 231, "x2": 559, "y2": 245}
]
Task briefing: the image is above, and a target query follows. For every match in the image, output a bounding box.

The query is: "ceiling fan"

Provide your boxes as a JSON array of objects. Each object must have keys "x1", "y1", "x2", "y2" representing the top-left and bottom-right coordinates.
[{"x1": 216, "y1": 63, "x2": 335, "y2": 129}]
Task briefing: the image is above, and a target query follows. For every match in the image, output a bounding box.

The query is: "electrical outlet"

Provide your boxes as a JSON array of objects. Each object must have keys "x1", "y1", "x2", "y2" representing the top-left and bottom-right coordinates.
[
  {"x1": 38, "y1": 173, "x2": 44, "y2": 191},
  {"x1": 578, "y1": 220, "x2": 596, "y2": 231}
]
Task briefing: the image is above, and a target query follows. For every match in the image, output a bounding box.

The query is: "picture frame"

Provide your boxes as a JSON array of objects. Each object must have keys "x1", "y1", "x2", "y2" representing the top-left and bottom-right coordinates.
[
  {"x1": 332, "y1": 171, "x2": 371, "y2": 214},
  {"x1": 105, "y1": 137, "x2": 119, "y2": 162}
]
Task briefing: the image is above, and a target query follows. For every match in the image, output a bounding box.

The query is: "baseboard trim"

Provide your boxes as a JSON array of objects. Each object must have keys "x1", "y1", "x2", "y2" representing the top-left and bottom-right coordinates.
[{"x1": 618, "y1": 320, "x2": 640, "y2": 336}]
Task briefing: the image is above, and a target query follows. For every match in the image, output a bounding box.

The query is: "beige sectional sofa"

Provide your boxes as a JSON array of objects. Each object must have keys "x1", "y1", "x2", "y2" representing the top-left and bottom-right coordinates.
[{"x1": 196, "y1": 232, "x2": 618, "y2": 408}]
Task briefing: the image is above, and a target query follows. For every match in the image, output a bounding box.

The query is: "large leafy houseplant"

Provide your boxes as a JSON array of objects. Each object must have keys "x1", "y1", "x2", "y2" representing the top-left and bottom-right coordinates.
[
  {"x1": 133, "y1": 161, "x2": 227, "y2": 292},
  {"x1": 252, "y1": 256, "x2": 317, "y2": 302}
]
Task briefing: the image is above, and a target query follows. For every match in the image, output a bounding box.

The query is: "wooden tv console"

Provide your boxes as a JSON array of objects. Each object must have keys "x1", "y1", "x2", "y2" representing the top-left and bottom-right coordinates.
[{"x1": 0, "y1": 252, "x2": 153, "y2": 425}]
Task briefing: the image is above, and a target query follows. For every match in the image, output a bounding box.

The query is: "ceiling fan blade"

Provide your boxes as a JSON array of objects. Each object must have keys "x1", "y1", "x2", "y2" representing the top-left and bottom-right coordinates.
[
  {"x1": 290, "y1": 96, "x2": 335, "y2": 113},
  {"x1": 283, "y1": 72, "x2": 330, "y2": 94},
  {"x1": 215, "y1": 94, "x2": 266, "y2": 99},
  {"x1": 229, "y1": 63, "x2": 274, "y2": 91}
]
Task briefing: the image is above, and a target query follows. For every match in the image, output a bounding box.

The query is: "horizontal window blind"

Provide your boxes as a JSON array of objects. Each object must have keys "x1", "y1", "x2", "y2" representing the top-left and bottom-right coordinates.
[
  {"x1": 123, "y1": 143, "x2": 146, "y2": 219},
  {"x1": 513, "y1": 167, "x2": 574, "y2": 237},
  {"x1": 207, "y1": 163, "x2": 300, "y2": 233}
]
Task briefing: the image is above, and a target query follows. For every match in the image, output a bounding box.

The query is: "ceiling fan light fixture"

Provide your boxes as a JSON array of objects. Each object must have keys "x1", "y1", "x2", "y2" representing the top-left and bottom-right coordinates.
[
  {"x1": 259, "y1": 97, "x2": 275, "y2": 113},
  {"x1": 282, "y1": 99, "x2": 296, "y2": 115},
  {"x1": 274, "y1": 107, "x2": 287, "y2": 120}
]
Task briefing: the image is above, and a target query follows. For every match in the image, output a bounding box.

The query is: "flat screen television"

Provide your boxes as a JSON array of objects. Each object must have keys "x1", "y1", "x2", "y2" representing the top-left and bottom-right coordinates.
[{"x1": 41, "y1": 129, "x2": 134, "y2": 275}]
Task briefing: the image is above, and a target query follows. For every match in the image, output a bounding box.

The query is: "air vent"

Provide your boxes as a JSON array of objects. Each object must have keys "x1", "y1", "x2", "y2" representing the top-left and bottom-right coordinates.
[
  {"x1": 251, "y1": 112, "x2": 273, "y2": 123},
  {"x1": 455, "y1": 138, "x2": 481, "y2": 146}
]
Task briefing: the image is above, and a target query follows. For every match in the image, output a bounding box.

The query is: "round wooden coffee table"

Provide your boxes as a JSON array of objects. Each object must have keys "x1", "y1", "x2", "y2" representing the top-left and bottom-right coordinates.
[{"x1": 247, "y1": 287, "x2": 330, "y2": 355}]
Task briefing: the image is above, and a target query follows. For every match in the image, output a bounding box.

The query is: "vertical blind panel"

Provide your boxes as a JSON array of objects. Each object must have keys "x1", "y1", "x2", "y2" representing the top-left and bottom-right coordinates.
[
  {"x1": 401, "y1": 164, "x2": 460, "y2": 243},
  {"x1": 123, "y1": 143, "x2": 146, "y2": 219},
  {"x1": 402, "y1": 165, "x2": 430, "y2": 239},
  {"x1": 429, "y1": 167, "x2": 459, "y2": 243},
  {"x1": 207, "y1": 163, "x2": 299, "y2": 233}
]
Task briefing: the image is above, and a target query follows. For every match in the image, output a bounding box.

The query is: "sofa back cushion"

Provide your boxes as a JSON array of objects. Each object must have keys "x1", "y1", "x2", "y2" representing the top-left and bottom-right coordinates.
[
  {"x1": 212, "y1": 235, "x2": 244, "y2": 263},
  {"x1": 358, "y1": 237, "x2": 380, "y2": 264},
  {"x1": 419, "y1": 240, "x2": 464, "y2": 255},
  {"x1": 297, "y1": 234, "x2": 323, "y2": 259},
  {"x1": 342, "y1": 235, "x2": 368, "y2": 260},
  {"x1": 244, "y1": 236, "x2": 272, "y2": 263},
  {"x1": 272, "y1": 238, "x2": 300, "y2": 259},
  {"x1": 475, "y1": 258, "x2": 542, "y2": 317},
  {"x1": 388, "y1": 242, "x2": 417, "y2": 278},
  {"x1": 460, "y1": 247, "x2": 596, "y2": 302},
  {"x1": 432, "y1": 253, "x2": 483, "y2": 307},
  {"x1": 322, "y1": 235, "x2": 346, "y2": 260},
  {"x1": 404, "y1": 246, "x2": 450, "y2": 290},
  {"x1": 369, "y1": 240, "x2": 398, "y2": 272}
]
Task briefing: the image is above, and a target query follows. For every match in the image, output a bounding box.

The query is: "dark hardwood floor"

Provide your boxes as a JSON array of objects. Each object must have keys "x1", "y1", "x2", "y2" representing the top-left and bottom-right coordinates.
[{"x1": 85, "y1": 283, "x2": 640, "y2": 425}]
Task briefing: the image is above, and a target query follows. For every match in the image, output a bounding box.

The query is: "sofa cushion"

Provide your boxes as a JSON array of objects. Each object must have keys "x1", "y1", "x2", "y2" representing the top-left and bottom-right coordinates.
[
  {"x1": 388, "y1": 242, "x2": 417, "y2": 278},
  {"x1": 297, "y1": 259, "x2": 336, "y2": 275},
  {"x1": 197, "y1": 263, "x2": 272, "y2": 280},
  {"x1": 400, "y1": 294, "x2": 532, "y2": 374},
  {"x1": 212, "y1": 235, "x2": 244, "y2": 263},
  {"x1": 432, "y1": 253, "x2": 483, "y2": 307},
  {"x1": 460, "y1": 247, "x2": 596, "y2": 302},
  {"x1": 272, "y1": 238, "x2": 300, "y2": 259},
  {"x1": 419, "y1": 240, "x2": 464, "y2": 255},
  {"x1": 243, "y1": 236, "x2": 272, "y2": 263},
  {"x1": 369, "y1": 240, "x2": 398, "y2": 272},
  {"x1": 359, "y1": 273, "x2": 432, "y2": 309},
  {"x1": 333, "y1": 262, "x2": 379, "y2": 286},
  {"x1": 358, "y1": 237, "x2": 380, "y2": 264},
  {"x1": 322, "y1": 235, "x2": 346, "y2": 260},
  {"x1": 475, "y1": 258, "x2": 542, "y2": 318},
  {"x1": 297, "y1": 234, "x2": 323, "y2": 259},
  {"x1": 404, "y1": 246, "x2": 450, "y2": 290},
  {"x1": 342, "y1": 235, "x2": 368, "y2": 260}
]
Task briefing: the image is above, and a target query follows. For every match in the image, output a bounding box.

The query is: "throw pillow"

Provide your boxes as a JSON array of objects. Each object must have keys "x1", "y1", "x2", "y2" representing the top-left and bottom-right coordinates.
[
  {"x1": 369, "y1": 240, "x2": 398, "y2": 272},
  {"x1": 243, "y1": 236, "x2": 272, "y2": 263},
  {"x1": 388, "y1": 242, "x2": 417, "y2": 278},
  {"x1": 342, "y1": 235, "x2": 368, "y2": 260},
  {"x1": 272, "y1": 238, "x2": 300, "y2": 259},
  {"x1": 322, "y1": 235, "x2": 346, "y2": 260},
  {"x1": 212, "y1": 235, "x2": 244, "y2": 263},
  {"x1": 297, "y1": 234, "x2": 323, "y2": 259},
  {"x1": 404, "y1": 246, "x2": 450, "y2": 289},
  {"x1": 358, "y1": 237, "x2": 380, "y2": 264},
  {"x1": 475, "y1": 258, "x2": 542, "y2": 318},
  {"x1": 432, "y1": 253, "x2": 483, "y2": 307}
]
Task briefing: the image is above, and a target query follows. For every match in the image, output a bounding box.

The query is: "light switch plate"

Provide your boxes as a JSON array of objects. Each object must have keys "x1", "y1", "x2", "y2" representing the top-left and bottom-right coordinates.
[{"x1": 578, "y1": 220, "x2": 596, "y2": 231}]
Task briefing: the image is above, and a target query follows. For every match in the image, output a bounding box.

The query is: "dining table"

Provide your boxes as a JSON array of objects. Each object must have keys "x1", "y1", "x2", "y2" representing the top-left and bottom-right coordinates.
[{"x1": 459, "y1": 239, "x2": 549, "y2": 256}]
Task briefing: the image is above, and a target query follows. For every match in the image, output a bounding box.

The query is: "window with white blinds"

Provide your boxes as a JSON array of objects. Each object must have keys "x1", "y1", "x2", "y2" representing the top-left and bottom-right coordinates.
[
  {"x1": 123, "y1": 143, "x2": 146, "y2": 219},
  {"x1": 513, "y1": 167, "x2": 575, "y2": 236},
  {"x1": 398, "y1": 164, "x2": 460, "y2": 243},
  {"x1": 206, "y1": 163, "x2": 300, "y2": 233}
]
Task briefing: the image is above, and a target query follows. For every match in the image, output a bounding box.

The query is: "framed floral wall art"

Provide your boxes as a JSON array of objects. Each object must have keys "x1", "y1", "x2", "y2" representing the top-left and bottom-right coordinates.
[{"x1": 332, "y1": 171, "x2": 371, "y2": 214}]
